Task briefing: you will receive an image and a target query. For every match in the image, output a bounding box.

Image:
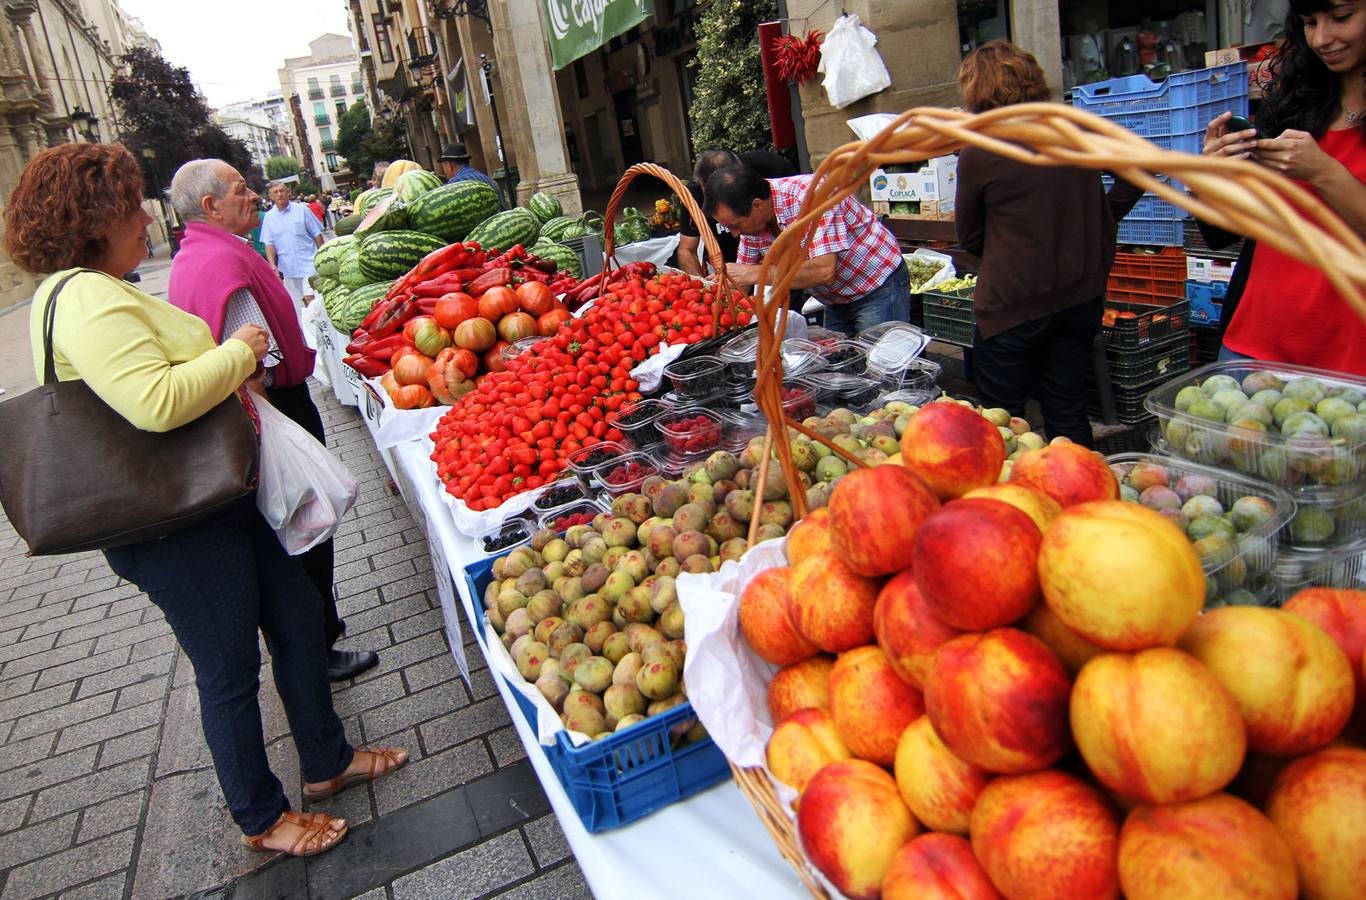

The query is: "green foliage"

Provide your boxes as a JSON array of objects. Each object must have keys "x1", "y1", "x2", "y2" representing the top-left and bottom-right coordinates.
[
  {"x1": 336, "y1": 101, "x2": 372, "y2": 170},
  {"x1": 688, "y1": 0, "x2": 778, "y2": 157},
  {"x1": 263, "y1": 156, "x2": 318, "y2": 195}
]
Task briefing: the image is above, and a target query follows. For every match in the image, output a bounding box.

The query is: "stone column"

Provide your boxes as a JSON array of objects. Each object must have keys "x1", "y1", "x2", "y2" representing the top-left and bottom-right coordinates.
[
  {"x1": 486, "y1": 0, "x2": 581, "y2": 214},
  {"x1": 1009, "y1": 0, "x2": 1065, "y2": 99},
  {"x1": 0, "y1": 14, "x2": 25, "y2": 76},
  {"x1": 10, "y1": 3, "x2": 55, "y2": 99}
]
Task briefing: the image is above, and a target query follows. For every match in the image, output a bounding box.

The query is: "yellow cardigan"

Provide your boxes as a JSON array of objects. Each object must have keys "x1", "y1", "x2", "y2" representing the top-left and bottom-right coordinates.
[{"x1": 29, "y1": 269, "x2": 257, "y2": 432}]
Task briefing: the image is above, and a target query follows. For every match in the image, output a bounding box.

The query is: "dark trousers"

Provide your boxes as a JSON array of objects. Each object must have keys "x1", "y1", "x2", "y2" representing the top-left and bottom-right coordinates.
[
  {"x1": 972, "y1": 297, "x2": 1102, "y2": 448},
  {"x1": 104, "y1": 499, "x2": 352, "y2": 835},
  {"x1": 266, "y1": 381, "x2": 344, "y2": 648}
]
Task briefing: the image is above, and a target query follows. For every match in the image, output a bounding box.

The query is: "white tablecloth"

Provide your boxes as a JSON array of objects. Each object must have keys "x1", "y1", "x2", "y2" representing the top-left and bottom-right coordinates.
[
  {"x1": 609, "y1": 233, "x2": 680, "y2": 268},
  {"x1": 384, "y1": 438, "x2": 809, "y2": 899}
]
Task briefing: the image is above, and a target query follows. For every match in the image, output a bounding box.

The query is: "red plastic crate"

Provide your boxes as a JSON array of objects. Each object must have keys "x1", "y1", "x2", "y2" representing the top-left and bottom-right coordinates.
[{"x1": 1110, "y1": 246, "x2": 1186, "y2": 280}]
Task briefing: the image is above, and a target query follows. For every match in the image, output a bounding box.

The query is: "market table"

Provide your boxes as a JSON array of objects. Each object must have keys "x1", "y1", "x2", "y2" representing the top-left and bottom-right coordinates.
[{"x1": 379, "y1": 438, "x2": 810, "y2": 899}]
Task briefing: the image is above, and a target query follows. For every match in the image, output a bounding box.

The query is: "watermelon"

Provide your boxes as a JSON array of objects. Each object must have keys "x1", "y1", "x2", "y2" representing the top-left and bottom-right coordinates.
[
  {"x1": 355, "y1": 192, "x2": 410, "y2": 235},
  {"x1": 394, "y1": 169, "x2": 443, "y2": 204},
  {"x1": 466, "y1": 207, "x2": 540, "y2": 253},
  {"x1": 314, "y1": 235, "x2": 356, "y2": 278},
  {"x1": 356, "y1": 188, "x2": 392, "y2": 217},
  {"x1": 538, "y1": 215, "x2": 575, "y2": 241},
  {"x1": 328, "y1": 279, "x2": 396, "y2": 332},
  {"x1": 406, "y1": 181, "x2": 500, "y2": 242},
  {"x1": 530, "y1": 239, "x2": 582, "y2": 279},
  {"x1": 357, "y1": 229, "x2": 447, "y2": 282},
  {"x1": 381, "y1": 160, "x2": 421, "y2": 189},
  {"x1": 333, "y1": 213, "x2": 361, "y2": 235},
  {"x1": 528, "y1": 192, "x2": 562, "y2": 224},
  {"x1": 338, "y1": 252, "x2": 368, "y2": 290}
]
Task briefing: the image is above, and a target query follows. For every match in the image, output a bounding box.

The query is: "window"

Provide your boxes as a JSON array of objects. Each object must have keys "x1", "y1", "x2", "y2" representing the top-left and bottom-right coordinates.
[
  {"x1": 372, "y1": 14, "x2": 393, "y2": 64},
  {"x1": 352, "y1": 72, "x2": 364, "y2": 93},
  {"x1": 313, "y1": 102, "x2": 328, "y2": 126},
  {"x1": 319, "y1": 127, "x2": 334, "y2": 150},
  {"x1": 307, "y1": 77, "x2": 322, "y2": 100},
  {"x1": 329, "y1": 74, "x2": 345, "y2": 96},
  {"x1": 335, "y1": 100, "x2": 348, "y2": 118}
]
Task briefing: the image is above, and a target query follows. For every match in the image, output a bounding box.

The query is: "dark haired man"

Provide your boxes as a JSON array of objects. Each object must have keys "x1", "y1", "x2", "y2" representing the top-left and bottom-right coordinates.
[
  {"x1": 703, "y1": 165, "x2": 908, "y2": 335},
  {"x1": 677, "y1": 149, "x2": 796, "y2": 276}
]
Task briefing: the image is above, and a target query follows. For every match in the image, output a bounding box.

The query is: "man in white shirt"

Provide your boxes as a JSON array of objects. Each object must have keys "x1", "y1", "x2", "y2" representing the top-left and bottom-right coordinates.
[{"x1": 260, "y1": 181, "x2": 324, "y2": 318}]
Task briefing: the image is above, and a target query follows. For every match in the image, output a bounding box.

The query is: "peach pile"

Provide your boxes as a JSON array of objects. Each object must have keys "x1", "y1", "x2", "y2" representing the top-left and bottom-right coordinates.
[{"x1": 731, "y1": 403, "x2": 1365, "y2": 898}]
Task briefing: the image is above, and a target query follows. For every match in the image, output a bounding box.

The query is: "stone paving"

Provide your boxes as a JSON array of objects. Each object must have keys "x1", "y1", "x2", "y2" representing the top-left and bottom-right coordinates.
[{"x1": 0, "y1": 254, "x2": 592, "y2": 899}]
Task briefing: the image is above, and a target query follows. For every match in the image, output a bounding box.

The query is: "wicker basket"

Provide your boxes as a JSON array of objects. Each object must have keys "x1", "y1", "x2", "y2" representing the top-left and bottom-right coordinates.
[
  {"x1": 599, "y1": 161, "x2": 740, "y2": 333},
  {"x1": 736, "y1": 102, "x2": 1366, "y2": 897}
]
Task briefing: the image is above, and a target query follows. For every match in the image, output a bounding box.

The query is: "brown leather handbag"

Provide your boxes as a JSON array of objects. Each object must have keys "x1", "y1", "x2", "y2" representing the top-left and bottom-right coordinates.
[{"x1": 0, "y1": 270, "x2": 260, "y2": 555}]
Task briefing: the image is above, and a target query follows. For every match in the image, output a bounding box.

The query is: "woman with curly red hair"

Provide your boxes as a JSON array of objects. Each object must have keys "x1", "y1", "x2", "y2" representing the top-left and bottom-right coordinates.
[
  {"x1": 4, "y1": 143, "x2": 407, "y2": 857},
  {"x1": 954, "y1": 41, "x2": 1142, "y2": 446}
]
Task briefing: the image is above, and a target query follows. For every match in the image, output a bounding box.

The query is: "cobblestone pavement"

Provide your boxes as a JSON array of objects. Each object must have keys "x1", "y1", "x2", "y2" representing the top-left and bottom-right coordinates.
[{"x1": 0, "y1": 259, "x2": 591, "y2": 899}]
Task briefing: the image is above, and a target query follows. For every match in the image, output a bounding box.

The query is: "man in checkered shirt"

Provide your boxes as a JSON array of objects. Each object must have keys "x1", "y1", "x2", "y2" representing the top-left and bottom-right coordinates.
[{"x1": 702, "y1": 166, "x2": 909, "y2": 335}]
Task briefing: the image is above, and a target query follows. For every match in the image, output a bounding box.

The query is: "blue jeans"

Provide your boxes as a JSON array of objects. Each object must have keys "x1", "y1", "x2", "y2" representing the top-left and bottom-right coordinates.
[
  {"x1": 1218, "y1": 344, "x2": 1253, "y2": 362},
  {"x1": 821, "y1": 259, "x2": 911, "y2": 336},
  {"x1": 104, "y1": 499, "x2": 353, "y2": 835}
]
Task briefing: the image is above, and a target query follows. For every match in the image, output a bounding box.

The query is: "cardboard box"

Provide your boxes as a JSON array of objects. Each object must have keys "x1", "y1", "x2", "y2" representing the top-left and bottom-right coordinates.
[
  {"x1": 869, "y1": 155, "x2": 958, "y2": 203},
  {"x1": 1187, "y1": 255, "x2": 1236, "y2": 284},
  {"x1": 1205, "y1": 47, "x2": 1242, "y2": 67}
]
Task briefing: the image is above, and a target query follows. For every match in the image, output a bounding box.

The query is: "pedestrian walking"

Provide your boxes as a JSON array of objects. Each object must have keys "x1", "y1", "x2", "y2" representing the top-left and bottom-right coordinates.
[
  {"x1": 168, "y1": 158, "x2": 381, "y2": 682},
  {"x1": 261, "y1": 181, "x2": 323, "y2": 318}
]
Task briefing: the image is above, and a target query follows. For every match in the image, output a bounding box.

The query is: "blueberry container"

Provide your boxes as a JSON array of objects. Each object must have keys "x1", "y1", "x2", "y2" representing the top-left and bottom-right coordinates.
[
  {"x1": 1106, "y1": 452, "x2": 1294, "y2": 608},
  {"x1": 613, "y1": 398, "x2": 672, "y2": 450},
  {"x1": 592, "y1": 450, "x2": 661, "y2": 496},
  {"x1": 856, "y1": 322, "x2": 931, "y2": 375},
  {"x1": 664, "y1": 354, "x2": 726, "y2": 400},
  {"x1": 532, "y1": 478, "x2": 595, "y2": 514},
  {"x1": 820, "y1": 339, "x2": 871, "y2": 376},
  {"x1": 477, "y1": 518, "x2": 535, "y2": 556},
  {"x1": 564, "y1": 441, "x2": 627, "y2": 491}
]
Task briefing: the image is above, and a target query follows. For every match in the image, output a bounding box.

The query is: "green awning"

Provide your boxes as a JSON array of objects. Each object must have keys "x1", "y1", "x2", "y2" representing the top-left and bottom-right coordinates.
[{"x1": 542, "y1": 0, "x2": 653, "y2": 70}]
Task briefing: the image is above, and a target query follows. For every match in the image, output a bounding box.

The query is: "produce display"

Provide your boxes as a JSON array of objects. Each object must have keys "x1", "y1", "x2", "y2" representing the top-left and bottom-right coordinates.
[
  {"x1": 904, "y1": 255, "x2": 947, "y2": 292},
  {"x1": 716, "y1": 395, "x2": 1366, "y2": 900}
]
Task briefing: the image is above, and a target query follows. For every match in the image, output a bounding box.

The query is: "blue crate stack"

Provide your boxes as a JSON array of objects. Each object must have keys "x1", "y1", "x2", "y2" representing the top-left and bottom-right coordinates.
[{"x1": 1074, "y1": 63, "x2": 1249, "y2": 246}]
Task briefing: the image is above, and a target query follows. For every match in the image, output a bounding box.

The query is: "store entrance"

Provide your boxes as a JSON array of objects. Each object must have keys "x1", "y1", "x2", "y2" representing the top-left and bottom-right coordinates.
[
  {"x1": 613, "y1": 89, "x2": 645, "y2": 167},
  {"x1": 1058, "y1": 0, "x2": 1230, "y2": 88}
]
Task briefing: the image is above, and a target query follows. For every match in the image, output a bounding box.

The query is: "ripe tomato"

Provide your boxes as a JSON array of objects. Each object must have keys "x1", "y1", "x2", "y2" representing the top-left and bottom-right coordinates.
[
  {"x1": 454, "y1": 317, "x2": 497, "y2": 352},
  {"x1": 538, "y1": 309, "x2": 571, "y2": 336},
  {"x1": 392, "y1": 352, "x2": 433, "y2": 387},
  {"x1": 516, "y1": 281, "x2": 554, "y2": 317},
  {"x1": 478, "y1": 286, "x2": 519, "y2": 320},
  {"x1": 497, "y1": 311, "x2": 538, "y2": 343},
  {"x1": 434, "y1": 292, "x2": 479, "y2": 329}
]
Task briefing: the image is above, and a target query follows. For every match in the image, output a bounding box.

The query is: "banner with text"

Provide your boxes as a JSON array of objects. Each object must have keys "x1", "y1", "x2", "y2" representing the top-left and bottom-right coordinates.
[{"x1": 542, "y1": 0, "x2": 653, "y2": 70}]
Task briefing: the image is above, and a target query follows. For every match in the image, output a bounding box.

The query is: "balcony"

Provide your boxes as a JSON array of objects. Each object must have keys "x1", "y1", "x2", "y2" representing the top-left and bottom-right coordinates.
[
  {"x1": 330, "y1": 84, "x2": 346, "y2": 97},
  {"x1": 321, "y1": 139, "x2": 336, "y2": 151},
  {"x1": 406, "y1": 25, "x2": 437, "y2": 69},
  {"x1": 351, "y1": 82, "x2": 364, "y2": 94},
  {"x1": 314, "y1": 113, "x2": 329, "y2": 125},
  {"x1": 307, "y1": 88, "x2": 324, "y2": 100}
]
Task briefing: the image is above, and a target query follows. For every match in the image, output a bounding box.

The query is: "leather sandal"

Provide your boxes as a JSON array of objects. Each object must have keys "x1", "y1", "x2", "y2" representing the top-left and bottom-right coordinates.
[
  {"x1": 241, "y1": 810, "x2": 347, "y2": 857},
  {"x1": 303, "y1": 747, "x2": 409, "y2": 801}
]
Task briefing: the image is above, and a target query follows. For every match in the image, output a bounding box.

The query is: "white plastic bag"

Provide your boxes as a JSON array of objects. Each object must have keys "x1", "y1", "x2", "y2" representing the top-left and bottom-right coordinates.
[
  {"x1": 818, "y1": 14, "x2": 892, "y2": 109},
  {"x1": 905, "y1": 248, "x2": 956, "y2": 294},
  {"x1": 254, "y1": 395, "x2": 359, "y2": 555}
]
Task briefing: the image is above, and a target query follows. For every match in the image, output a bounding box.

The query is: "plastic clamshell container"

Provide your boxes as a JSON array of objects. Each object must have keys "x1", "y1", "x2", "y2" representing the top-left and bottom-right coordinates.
[
  {"x1": 536, "y1": 499, "x2": 607, "y2": 532},
  {"x1": 805, "y1": 325, "x2": 846, "y2": 346},
  {"x1": 461, "y1": 556, "x2": 730, "y2": 831},
  {"x1": 801, "y1": 372, "x2": 882, "y2": 409},
  {"x1": 650, "y1": 447, "x2": 712, "y2": 480},
  {"x1": 564, "y1": 441, "x2": 627, "y2": 491},
  {"x1": 501, "y1": 335, "x2": 544, "y2": 362},
  {"x1": 656, "y1": 408, "x2": 723, "y2": 455},
  {"x1": 1144, "y1": 360, "x2": 1366, "y2": 487},
  {"x1": 860, "y1": 323, "x2": 932, "y2": 375},
  {"x1": 872, "y1": 355, "x2": 943, "y2": 393},
  {"x1": 1286, "y1": 481, "x2": 1366, "y2": 550},
  {"x1": 664, "y1": 354, "x2": 726, "y2": 399},
  {"x1": 779, "y1": 385, "x2": 819, "y2": 420},
  {"x1": 820, "y1": 339, "x2": 871, "y2": 375},
  {"x1": 476, "y1": 518, "x2": 534, "y2": 557},
  {"x1": 1106, "y1": 452, "x2": 1294, "y2": 608},
  {"x1": 779, "y1": 339, "x2": 829, "y2": 379},
  {"x1": 716, "y1": 408, "x2": 767, "y2": 447},
  {"x1": 717, "y1": 329, "x2": 762, "y2": 377},
  {"x1": 867, "y1": 386, "x2": 939, "y2": 413},
  {"x1": 1264, "y1": 537, "x2": 1366, "y2": 605},
  {"x1": 531, "y1": 478, "x2": 595, "y2": 514},
  {"x1": 613, "y1": 398, "x2": 672, "y2": 450},
  {"x1": 592, "y1": 450, "x2": 660, "y2": 496}
]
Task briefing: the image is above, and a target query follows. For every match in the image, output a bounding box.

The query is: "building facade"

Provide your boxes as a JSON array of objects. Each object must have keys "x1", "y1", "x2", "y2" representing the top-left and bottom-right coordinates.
[
  {"x1": 0, "y1": 0, "x2": 165, "y2": 311},
  {"x1": 277, "y1": 33, "x2": 369, "y2": 189},
  {"x1": 217, "y1": 95, "x2": 293, "y2": 169}
]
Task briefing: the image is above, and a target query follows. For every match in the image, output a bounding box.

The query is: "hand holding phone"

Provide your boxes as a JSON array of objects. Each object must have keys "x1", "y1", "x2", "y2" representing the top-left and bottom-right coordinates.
[{"x1": 1226, "y1": 114, "x2": 1261, "y2": 137}]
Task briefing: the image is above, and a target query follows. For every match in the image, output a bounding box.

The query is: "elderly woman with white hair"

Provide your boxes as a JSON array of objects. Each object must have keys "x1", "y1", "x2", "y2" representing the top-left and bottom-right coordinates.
[{"x1": 166, "y1": 159, "x2": 382, "y2": 683}]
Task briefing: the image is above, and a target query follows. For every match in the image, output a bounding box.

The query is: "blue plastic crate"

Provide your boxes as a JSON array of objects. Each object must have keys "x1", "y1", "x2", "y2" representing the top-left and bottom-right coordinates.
[
  {"x1": 1105, "y1": 175, "x2": 1186, "y2": 221},
  {"x1": 1074, "y1": 63, "x2": 1248, "y2": 152},
  {"x1": 1117, "y1": 218, "x2": 1185, "y2": 246},
  {"x1": 1186, "y1": 280, "x2": 1228, "y2": 324},
  {"x1": 464, "y1": 554, "x2": 731, "y2": 832}
]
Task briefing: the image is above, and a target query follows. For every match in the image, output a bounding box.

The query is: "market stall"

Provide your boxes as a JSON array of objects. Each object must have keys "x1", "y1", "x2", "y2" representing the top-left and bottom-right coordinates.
[{"x1": 307, "y1": 131, "x2": 1366, "y2": 900}]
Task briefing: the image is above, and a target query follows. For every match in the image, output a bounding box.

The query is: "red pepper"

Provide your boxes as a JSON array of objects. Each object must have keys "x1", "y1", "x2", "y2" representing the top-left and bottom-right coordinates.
[
  {"x1": 370, "y1": 297, "x2": 415, "y2": 339},
  {"x1": 362, "y1": 333, "x2": 406, "y2": 360},
  {"x1": 466, "y1": 267, "x2": 512, "y2": 296},
  {"x1": 345, "y1": 334, "x2": 370, "y2": 354},
  {"x1": 519, "y1": 267, "x2": 551, "y2": 284},
  {"x1": 346, "y1": 355, "x2": 389, "y2": 377},
  {"x1": 359, "y1": 298, "x2": 387, "y2": 330},
  {"x1": 415, "y1": 296, "x2": 438, "y2": 314},
  {"x1": 411, "y1": 276, "x2": 463, "y2": 298}
]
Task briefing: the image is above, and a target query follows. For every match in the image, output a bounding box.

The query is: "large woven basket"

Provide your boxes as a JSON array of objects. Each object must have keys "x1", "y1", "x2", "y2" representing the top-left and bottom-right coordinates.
[{"x1": 739, "y1": 103, "x2": 1366, "y2": 897}]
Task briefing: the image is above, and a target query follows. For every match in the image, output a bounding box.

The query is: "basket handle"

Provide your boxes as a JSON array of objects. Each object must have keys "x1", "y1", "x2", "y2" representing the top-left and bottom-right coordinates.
[{"x1": 600, "y1": 162, "x2": 739, "y2": 332}]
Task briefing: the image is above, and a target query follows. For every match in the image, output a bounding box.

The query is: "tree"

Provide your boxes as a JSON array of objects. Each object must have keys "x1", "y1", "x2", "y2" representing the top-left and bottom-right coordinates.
[
  {"x1": 336, "y1": 101, "x2": 372, "y2": 172},
  {"x1": 263, "y1": 156, "x2": 318, "y2": 194},
  {"x1": 358, "y1": 110, "x2": 409, "y2": 175},
  {"x1": 688, "y1": 0, "x2": 778, "y2": 157},
  {"x1": 109, "y1": 47, "x2": 265, "y2": 197}
]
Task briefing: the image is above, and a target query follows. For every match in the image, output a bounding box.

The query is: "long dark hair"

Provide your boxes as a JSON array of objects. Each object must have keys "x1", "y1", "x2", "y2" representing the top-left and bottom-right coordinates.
[{"x1": 1259, "y1": 0, "x2": 1361, "y2": 136}]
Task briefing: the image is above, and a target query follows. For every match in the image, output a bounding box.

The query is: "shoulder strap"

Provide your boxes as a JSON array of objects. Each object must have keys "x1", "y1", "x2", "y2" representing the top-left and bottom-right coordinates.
[{"x1": 41, "y1": 269, "x2": 95, "y2": 386}]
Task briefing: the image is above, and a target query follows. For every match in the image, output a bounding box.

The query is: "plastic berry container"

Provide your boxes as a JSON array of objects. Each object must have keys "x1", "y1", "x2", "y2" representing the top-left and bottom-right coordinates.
[
  {"x1": 536, "y1": 499, "x2": 607, "y2": 533},
  {"x1": 532, "y1": 478, "x2": 594, "y2": 514},
  {"x1": 592, "y1": 451, "x2": 661, "y2": 496},
  {"x1": 821, "y1": 339, "x2": 871, "y2": 375},
  {"x1": 665, "y1": 355, "x2": 726, "y2": 400},
  {"x1": 613, "y1": 398, "x2": 672, "y2": 450},
  {"x1": 778, "y1": 384, "x2": 819, "y2": 420},
  {"x1": 801, "y1": 372, "x2": 882, "y2": 409},
  {"x1": 478, "y1": 518, "x2": 534, "y2": 556},
  {"x1": 1284, "y1": 481, "x2": 1366, "y2": 550},
  {"x1": 501, "y1": 336, "x2": 545, "y2": 363},
  {"x1": 564, "y1": 441, "x2": 627, "y2": 491},
  {"x1": 718, "y1": 329, "x2": 763, "y2": 378},
  {"x1": 656, "y1": 408, "x2": 723, "y2": 454},
  {"x1": 716, "y1": 407, "x2": 767, "y2": 446},
  {"x1": 651, "y1": 447, "x2": 712, "y2": 480}
]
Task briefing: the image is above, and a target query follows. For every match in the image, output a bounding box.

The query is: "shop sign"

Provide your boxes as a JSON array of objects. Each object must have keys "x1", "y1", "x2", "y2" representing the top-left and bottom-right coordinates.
[{"x1": 542, "y1": 0, "x2": 653, "y2": 70}]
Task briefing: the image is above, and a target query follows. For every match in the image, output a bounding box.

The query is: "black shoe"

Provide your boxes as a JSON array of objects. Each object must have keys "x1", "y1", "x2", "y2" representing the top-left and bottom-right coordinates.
[{"x1": 328, "y1": 648, "x2": 379, "y2": 682}]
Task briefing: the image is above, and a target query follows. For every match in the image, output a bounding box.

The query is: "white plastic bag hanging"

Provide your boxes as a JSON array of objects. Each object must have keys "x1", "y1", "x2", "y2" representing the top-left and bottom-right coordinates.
[
  {"x1": 818, "y1": 14, "x2": 892, "y2": 109},
  {"x1": 254, "y1": 395, "x2": 359, "y2": 555}
]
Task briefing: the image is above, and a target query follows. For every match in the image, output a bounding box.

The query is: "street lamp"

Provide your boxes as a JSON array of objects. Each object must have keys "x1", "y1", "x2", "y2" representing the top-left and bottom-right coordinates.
[{"x1": 68, "y1": 106, "x2": 99, "y2": 142}]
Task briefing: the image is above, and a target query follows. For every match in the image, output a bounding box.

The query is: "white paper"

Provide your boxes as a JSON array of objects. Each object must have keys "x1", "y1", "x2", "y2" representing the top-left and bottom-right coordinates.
[
  {"x1": 846, "y1": 113, "x2": 902, "y2": 142},
  {"x1": 426, "y1": 517, "x2": 470, "y2": 685},
  {"x1": 631, "y1": 342, "x2": 689, "y2": 393},
  {"x1": 610, "y1": 233, "x2": 680, "y2": 268}
]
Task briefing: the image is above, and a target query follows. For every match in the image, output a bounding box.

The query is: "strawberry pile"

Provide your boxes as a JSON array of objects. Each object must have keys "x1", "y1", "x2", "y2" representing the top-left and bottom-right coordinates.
[{"x1": 429, "y1": 268, "x2": 754, "y2": 510}]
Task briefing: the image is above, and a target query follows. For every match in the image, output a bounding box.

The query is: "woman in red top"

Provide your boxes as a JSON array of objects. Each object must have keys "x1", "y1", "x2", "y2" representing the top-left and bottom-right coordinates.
[{"x1": 1202, "y1": 0, "x2": 1366, "y2": 375}]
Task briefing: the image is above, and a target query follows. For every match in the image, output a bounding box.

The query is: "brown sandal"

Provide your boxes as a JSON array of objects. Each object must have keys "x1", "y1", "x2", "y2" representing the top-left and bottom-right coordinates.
[
  {"x1": 303, "y1": 747, "x2": 409, "y2": 801},
  {"x1": 241, "y1": 810, "x2": 348, "y2": 857}
]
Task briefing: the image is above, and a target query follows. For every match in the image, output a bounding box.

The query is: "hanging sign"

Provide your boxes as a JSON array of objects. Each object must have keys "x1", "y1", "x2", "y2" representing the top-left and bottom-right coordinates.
[{"x1": 542, "y1": 0, "x2": 653, "y2": 70}]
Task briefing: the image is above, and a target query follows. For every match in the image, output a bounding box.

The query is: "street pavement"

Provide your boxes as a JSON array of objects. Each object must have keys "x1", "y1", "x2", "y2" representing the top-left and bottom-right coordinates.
[{"x1": 0, "y1": 250, "x2": 591, "y2": 899}]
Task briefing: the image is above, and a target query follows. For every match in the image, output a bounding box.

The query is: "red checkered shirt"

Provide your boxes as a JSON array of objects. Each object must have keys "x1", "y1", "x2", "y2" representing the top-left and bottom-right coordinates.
[{"x1": 736, "y1": 175, "x2": 902, "y2": 305}]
